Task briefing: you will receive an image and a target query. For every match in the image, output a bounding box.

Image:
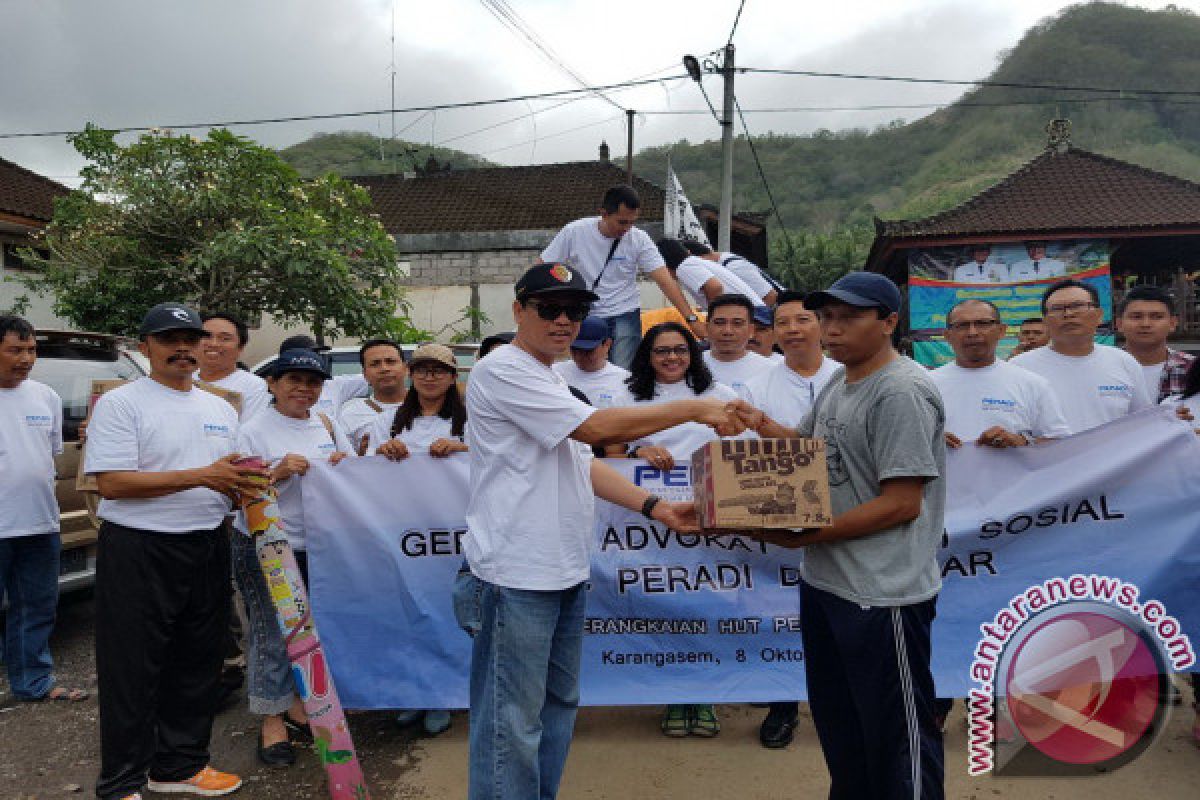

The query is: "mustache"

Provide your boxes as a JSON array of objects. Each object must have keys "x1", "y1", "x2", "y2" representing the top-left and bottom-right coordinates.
[{"x1": 167, "y1": 354, "x2": 198, "y2": 365}]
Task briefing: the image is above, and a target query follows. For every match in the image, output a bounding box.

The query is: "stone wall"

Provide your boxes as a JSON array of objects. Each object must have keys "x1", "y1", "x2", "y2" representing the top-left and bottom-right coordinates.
[{"x1": 399, "y1": 248, "x2": 540, "y2": 287}]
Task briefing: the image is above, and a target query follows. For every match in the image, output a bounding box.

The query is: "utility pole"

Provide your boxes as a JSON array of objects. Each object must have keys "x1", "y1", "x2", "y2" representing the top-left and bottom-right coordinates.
[
  {"x1": 718, "y1": 43, "x2": 735, "y2": 252},
  {"x1": 626, "y1": 109, "x2": 635, "y2": 185}
]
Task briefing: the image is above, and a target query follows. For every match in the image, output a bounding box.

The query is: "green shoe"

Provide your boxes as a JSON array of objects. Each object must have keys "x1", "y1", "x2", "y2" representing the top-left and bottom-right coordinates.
[
  {"x1": 661, "y1": 704, "x2": 690, "y2": 737},
  {"x1": 689, "y1": 704, "x2": 720, "y2": 737}
]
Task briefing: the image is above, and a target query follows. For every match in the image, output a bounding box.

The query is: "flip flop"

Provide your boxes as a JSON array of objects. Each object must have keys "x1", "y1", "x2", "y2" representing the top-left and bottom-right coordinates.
[{"x1": 44, "y1": 687, "x2": 89, "y2": 702}]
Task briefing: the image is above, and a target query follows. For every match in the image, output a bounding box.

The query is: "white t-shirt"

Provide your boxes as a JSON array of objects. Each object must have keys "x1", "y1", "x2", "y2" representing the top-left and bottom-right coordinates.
[
  {"x1": 539, "y1": 218, "x2": 664, "y2": 318},
  {"x1": 339, "y1": 397, "x2": 402, "y2": 450},
  {"x1": 743, "y1": 356, "x2": 842, "y2": 429},
  {"x1": 85, "y1": 377, "x2": 240, "y2": 532},
  {"x1": 364, "y1": 412, "x2": 464, "y2": 455},
  {"x1": 553, "y1": 360, "x2": 630, "y2": 409},
  {"x1": 196, "y1": 368, "x2": 269, "y2": 420},
  {"x1": 929, "y1": 360, "x2": 1071, "y2": 441},
  {"x1": 1009, "y1": 345, "x2": 1152, "y2": 434},
  {"x1": 234, "y1": 407, "x2": 353, "y2": 550},
  {"x1": 718, "y1": 253, "x2": 774, "y2": 300},
  {"x1": 1139, "y1": 362, "x2": 1166, "y2": 401},
  {"x1": 614, "y1": 379, "x2": 739, "y2": 461},
  {"x1": 674, "y1": 256, "x2": 762, "y2": 310},
  {"x1": 702, "y1": 351, "x2": 774, "y2": 401},
  {"x1": 313, "y1": 373, "x2": 369, "y2": 418},
  {"x1": 464, "y1": 345, "x2": 597, "y2": 591},
  {"x1": 0, "y1": 380, "x2": 63, "y2": 538}
]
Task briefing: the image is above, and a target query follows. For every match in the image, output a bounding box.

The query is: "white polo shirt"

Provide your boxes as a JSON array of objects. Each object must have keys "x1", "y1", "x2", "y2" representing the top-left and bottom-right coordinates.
[
  {"x1": 0, "y1": 379, "x2": 63, "y2": 538},
  {"x1": 553, "y1": 360, "x2": 630, "y2": 409},
  {"x1": 1009, "y1": 344, "x2": 1152, "y2": 434},
  {"x1": 85, "y1": 377, "x2": 239, "y2": 533},
  {"x1": 702, "y1": 350, "x2": 774, "y2": 401},
  {"x1": 743, "y1": 356, "x2": 842, "y2": 429},
  {"x1": 464, "y1": 344, "x2": 596, "y2": 591},
  {"x1": 539, "y1": 218, "x2": 664, "y2": 319},
  {"x1": 234, "y1": 406, "x2": 354, "y2": 550},
  {"x1": 313, "y1": 373, "x2": 369, "y2": 418},
  {"x1": 197, "y1": 368, "x2": 269, "y2": 420},
  {"x1": 929, "y1": 360, "x2": 1071, "y2": 441}
]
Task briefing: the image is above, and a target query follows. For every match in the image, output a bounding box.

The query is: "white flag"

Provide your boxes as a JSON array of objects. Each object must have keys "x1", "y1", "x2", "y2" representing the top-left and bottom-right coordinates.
[{"x1": 664, "y1": 159, "x2": 710, "y2": 246}]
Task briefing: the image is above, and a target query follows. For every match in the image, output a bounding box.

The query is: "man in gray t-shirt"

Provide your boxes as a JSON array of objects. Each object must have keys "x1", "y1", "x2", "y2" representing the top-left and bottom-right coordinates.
[{"x1": 742, "y1": 272, "x2": 946, "y2": 799}]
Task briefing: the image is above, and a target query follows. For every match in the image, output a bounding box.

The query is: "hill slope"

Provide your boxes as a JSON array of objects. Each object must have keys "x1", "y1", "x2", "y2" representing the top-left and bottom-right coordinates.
[
  {"x1": 279, "y1": 131, "x2": 492, "y2": 179},
  {"x1": 632, "y1": 2, "x2": 1200, "y2": 235}
]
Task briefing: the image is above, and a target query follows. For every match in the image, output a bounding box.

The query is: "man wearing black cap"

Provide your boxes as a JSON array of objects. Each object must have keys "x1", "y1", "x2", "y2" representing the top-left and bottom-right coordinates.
[
  {"x1": 464, "y1": 263, "x2": 747, "y2": 800},
  {"x1": 551, "y1": 315, "x2": 630, "y2": 409},
  {"x1": 85, "y1": 302, "x2": 266, "y2": 799},
  {"x1": 738, "y1": 272, "x2": 946, "y2": 799}
]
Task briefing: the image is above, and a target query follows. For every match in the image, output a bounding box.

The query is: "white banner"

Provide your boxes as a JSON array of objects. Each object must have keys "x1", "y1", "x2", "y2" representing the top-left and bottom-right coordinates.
[{"x1": 663, "y1": 160, "x2": 710, "y2": 245}]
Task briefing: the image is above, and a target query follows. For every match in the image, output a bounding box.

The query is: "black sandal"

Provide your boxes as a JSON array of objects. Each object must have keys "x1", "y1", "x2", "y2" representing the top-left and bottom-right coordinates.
[
  {"x1": 258, "y1": 736, "x2": 296, "y2": 768},
  {"x1": 283, "y1": 710, "x2": 313, "y2": 742}
]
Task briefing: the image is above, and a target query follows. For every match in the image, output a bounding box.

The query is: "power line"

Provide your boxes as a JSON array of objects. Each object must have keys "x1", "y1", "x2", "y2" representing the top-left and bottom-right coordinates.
[
  {"x1": 732, "y1": 96, "x2": 792, "y2": 248},
  {"x1": 0, "y1": 74, "x2": 689, "y2": 139},
  {"x1": 479, "y1": 113, "x2": 623, "y2": 156},
  {"x1": 739, "y1": 66, "x2": 1200, "y2": 98},
  {"x1": 479, "y1": 0, "x2": 624, "y2": 112},
  {"x1": 727, "y1": 0, "x2": 747, "y2": 46},
  {"x1": 640, "y1": 95, "x2": 1200, "y2": 114}
]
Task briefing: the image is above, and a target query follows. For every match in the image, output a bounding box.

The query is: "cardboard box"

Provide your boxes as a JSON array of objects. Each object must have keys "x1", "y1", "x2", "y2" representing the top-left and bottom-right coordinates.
[{"x1": 691, "y1": 438, "x2": 833, "y2": 529}]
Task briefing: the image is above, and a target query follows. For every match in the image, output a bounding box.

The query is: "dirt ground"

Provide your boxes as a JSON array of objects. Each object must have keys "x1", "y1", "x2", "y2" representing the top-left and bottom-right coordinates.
[{"x1": 2, "y1": 594, "x2": 1199, "y2": 799}]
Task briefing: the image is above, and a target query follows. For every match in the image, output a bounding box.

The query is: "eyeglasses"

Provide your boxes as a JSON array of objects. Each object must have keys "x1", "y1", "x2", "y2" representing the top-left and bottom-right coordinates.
[
  {"x1": 524, "y1": 299, "x2": 592, "y2": 322},
  {"x1": 1045, "y1": 301, "x2": 1099, "y2": 316},
  {"x1": 651, "y1": 345, "x2": 691, "y2": 357},
  {"x1": 946, "y1": 319, "x2": 1001, "y2": 332},
  {"x1": 411, "y1": 365, "x2": 454, "y2": 378}
]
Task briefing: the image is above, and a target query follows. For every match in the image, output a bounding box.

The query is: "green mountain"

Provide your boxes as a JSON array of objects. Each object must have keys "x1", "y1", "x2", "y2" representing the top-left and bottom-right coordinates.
[
  {"x1": 632, "y1": 2, "x2": 1200, "y2": 236},
  {"x1": 279, "y1": 131, "x2": 492, "y2": 179}
]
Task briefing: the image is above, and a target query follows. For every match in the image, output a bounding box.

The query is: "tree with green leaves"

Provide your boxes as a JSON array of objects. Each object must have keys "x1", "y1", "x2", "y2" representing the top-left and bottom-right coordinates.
[
  {"x1": 770, "y1": 227, "x2": 874, "y2": 292},
  {"x1": 16, "y1": 125, "x2": 405, "y2": 339}
]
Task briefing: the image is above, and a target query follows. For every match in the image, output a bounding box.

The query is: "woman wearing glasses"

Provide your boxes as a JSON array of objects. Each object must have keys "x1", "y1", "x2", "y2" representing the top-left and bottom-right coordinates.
[
  {"x1": 366, "y1": 343, "x2": 467, "y2": 736},
  {"x1": 609, "y1": 321, "x2": 738, "y2": 739}
]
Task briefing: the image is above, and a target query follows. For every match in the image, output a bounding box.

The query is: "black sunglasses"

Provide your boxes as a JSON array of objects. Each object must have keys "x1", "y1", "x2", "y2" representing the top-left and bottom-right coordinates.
[{"x1": 525, "y1": 298, "x2": 592, "y2": 322}]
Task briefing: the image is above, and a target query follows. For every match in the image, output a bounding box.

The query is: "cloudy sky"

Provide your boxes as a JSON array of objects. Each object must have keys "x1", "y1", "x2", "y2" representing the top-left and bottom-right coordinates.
[{"x1": 2, "y1": 0, "x2": 1193, "y2": 185}]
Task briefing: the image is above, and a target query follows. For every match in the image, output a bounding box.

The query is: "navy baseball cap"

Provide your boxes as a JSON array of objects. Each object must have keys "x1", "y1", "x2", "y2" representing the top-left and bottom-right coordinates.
[
  {"x1": 140, "y1": 302, "x2": 206, "y2": 338},
  {"x1": 514, "y1": 263, "x2": 599, "y2": 302},
  {"x1": 272, "y1": 349, "x2": 331, "y2": 380},
  {"x1": 571, "y1": 316, "x2": 610, "y2": 350},
  {"x1": 805, "y1": 272, "x2": 902, "y2": 314},
  {"x1": 752, "y1": 306, "x2": 773, "y2": 327}
]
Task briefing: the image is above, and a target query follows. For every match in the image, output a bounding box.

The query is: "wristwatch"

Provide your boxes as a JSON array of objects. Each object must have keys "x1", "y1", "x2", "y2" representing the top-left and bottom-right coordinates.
[
  {"x1": 641, "y1": 495, "x2": 661, "y2": 520},
  {"x1": 684, "y1": 314, "x2": 699, "y2": 323}
]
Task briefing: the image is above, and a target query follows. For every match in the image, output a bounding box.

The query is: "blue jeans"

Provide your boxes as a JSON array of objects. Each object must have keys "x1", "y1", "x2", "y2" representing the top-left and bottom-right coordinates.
[
  {"x1": 230, "y1": 533, "x2": 296, "y2": 715},
  {"x1": 468, "y1": 580, "x2": 586, "y2": 800},
  {"x1": 601, "y1": 309, "x2": 642, "y2": 370},
  {"x1": 0, "y1": 533, "x2": 60, "y2": 699}
]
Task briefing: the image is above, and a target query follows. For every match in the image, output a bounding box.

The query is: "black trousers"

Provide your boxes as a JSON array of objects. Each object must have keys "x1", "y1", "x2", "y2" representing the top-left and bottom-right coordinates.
[
  {"x1": 801, "y1": 581, "x2": 945, "y2": 800},
  {"x1": 94, "y1": 521, "x2": 231, "y2": 800}
]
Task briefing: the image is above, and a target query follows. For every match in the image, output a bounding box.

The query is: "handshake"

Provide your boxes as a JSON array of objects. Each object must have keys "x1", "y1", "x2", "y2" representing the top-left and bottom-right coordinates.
[{"x1": 695, "y1": 398, "x2": 776, "y2": 438}]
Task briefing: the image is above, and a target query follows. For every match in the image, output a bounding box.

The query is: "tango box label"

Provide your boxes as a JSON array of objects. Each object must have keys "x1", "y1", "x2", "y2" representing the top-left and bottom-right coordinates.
[{"x1": 691, "y1": 438, "x2": 833, "y2": 529}]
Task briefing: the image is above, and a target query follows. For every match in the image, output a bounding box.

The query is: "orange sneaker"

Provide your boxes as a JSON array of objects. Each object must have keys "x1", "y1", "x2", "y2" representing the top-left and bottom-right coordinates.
[{"x1": 146, "y1": 765, "x2": 242, "y2": 796}]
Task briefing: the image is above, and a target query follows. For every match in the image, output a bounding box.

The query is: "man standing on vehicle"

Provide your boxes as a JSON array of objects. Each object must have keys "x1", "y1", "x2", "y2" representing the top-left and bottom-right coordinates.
[
  {"x1": 0, "y1": 315, "x2": 88, "y2": 704},
  {"x1": 86, "y1": 302, "x2": 263, "y2": 800},
  {"x1": 540, "y1": 186, "x2": 704, "y2": 368}
]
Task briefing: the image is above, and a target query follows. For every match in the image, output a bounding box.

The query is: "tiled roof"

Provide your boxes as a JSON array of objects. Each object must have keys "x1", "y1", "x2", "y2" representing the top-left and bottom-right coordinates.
[
  {"x1": 876, "y1": 146, "x2": 1200, "y2": 239},
  {"x1": 0, "y1": 156, "x2": 71, "y2": 223},
  {"x1": 352, "y1": 161, "x2": 665, "y2": 234}
]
